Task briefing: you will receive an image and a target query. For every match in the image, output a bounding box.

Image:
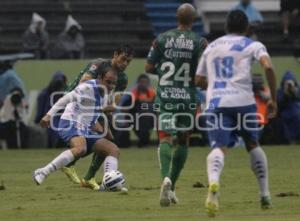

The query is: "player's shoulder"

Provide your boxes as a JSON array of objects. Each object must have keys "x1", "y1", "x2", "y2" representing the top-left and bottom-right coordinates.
[
  {"x1": 79, "y1": 79, "x2": 98, "y2": 89},
  {"x1": 156, "y1": 28, "x2": 180, "y2": 42},
  {"x1": 88, "y1": 58, "x2": 111, "y2": 69},
  {"x1": 247, "y1": 39, "x2": 266, "y2": 50}
]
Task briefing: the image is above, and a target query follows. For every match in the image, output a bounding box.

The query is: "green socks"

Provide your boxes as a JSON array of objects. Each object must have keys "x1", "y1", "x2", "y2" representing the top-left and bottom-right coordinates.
[
  {"x1": 159, "y1": 142, "x2": 172, "y2": 179},
  {"x1": 170, "y1": 145, "x2": 188, "y2": 190},
  {"x1": 84, "y1": 153, "x2": 105, "y2": 180}
]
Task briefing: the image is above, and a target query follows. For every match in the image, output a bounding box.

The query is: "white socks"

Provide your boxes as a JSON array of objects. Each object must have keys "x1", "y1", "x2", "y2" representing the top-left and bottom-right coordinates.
[
  {"x1": 42, "y1": 150, "x2": 75, "y2": 175},
  {"x1": 250, "y1": 147, "x2": 270, "y2": 197},
  {"x1": 104, "y1": 156, "x2": 118, "y2": 173},
  {"x1": 206, "y1": 146, "x2": 270, "y2": 198},
  {"x1": 207, "y1": 148, "x2": 224, "y2": 184}
]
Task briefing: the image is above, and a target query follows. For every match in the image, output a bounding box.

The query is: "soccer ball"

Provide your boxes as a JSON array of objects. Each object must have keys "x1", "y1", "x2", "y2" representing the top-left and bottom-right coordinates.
[{"x1": 102, "y1": 170, "x2": 125, "y2": 191}]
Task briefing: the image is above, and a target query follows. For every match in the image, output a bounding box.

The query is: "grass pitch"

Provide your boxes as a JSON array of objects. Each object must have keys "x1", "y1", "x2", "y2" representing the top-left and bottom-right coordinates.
[{"x1": 0, "y1": 146, "x2": 300, "y2": 221}]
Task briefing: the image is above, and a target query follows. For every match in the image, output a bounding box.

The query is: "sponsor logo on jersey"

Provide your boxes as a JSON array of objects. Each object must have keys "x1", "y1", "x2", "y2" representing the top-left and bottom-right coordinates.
[
  {"x1": 164, "y1": 49, "x2": 192, "y2": 59},
  {"x1": 165, "y1": 35, "x2": 194, "y2": 50}
]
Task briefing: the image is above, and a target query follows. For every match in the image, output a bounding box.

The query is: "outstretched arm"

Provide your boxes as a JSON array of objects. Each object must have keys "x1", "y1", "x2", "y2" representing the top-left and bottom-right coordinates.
[
  {"x1": 259, "y1": 55, "x2": 277, "y2": 118},
  {"x1": 40, "y1": 90, "x2": 76, "y2": 127}
]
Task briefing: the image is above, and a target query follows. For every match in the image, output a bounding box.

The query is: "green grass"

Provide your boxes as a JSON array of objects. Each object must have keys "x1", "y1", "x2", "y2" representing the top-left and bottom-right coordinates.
[
  {"x1": 15, "y1": 57, "x2": 300, "y2": 91},
  {"x1": 0, "y1": 146, "x2": 300, "y2": 221}
]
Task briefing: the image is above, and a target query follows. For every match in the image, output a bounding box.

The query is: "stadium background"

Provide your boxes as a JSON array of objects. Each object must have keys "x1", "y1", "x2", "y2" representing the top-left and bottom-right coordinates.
[{"x1": 1, "y1": 0, "x2": 300, "y2": 221}]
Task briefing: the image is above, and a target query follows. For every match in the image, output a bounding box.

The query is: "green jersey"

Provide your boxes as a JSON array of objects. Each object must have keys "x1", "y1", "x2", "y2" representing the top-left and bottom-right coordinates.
[
  {"x1": 147, "y1": 29, "x2": 206, "y2": 112},
  {"x1": 66, "y1": 58, "x2": 128, "y2": 92}
]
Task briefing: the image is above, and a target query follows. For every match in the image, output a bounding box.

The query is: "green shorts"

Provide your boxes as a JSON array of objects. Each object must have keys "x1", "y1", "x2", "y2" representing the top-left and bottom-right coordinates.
[{"x1": 158, "y1": 108, "x2": 196, "y2": 136}]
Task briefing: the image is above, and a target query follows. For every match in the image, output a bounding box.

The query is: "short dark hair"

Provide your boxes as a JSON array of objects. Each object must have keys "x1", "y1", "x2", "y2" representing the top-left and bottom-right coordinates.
[
  {"x1": 100, "y1": 66, "x2": 116, "y2": 79},
  {"x1": 226, "y1": 10, "x2": 249, "y2": 34},
  {"x1": 137, "y1": 73, "x2": 150, "y2": 82},
  {"x1": 114, "y1": 44, "x2": 134, "y2": 57}
]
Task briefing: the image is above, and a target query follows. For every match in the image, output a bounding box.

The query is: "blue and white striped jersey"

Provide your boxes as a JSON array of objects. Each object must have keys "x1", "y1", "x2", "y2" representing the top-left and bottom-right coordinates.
[
  {"x1": 196, "y1": 34, "x2": 270, "y2": 109},
  {"x1": 47, "y1": 79, "x2": 106, "y2": 127}
]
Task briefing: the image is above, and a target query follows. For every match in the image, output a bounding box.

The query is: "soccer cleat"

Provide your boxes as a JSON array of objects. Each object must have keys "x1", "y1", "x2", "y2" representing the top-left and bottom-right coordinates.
[
  {"x1": 205, "y1": 182, "x2": 220, "y2": 217},
  {"x1": 159, "y1": 177, "x2": 172, "y2": 207},
  {"x1": 61, "y1": 166, "x2": 81, "y2": 184},
  {"x1": 169, "y1": 191, "x2": 179, "y2": 204},
  {"x1": 33, "y1": 169, "x2": 47, "y2": 185},
  {"x1": 81, "y1": 178, "x2": 100, "y2": 191},
  {"x1": 120, "y1": 187, "x2": 129, "y2": 193},
  {"x1": 260, "y1": 196, "x2": 272, "y2": 210},
  {"x1": 99, "y1": 183, "x2": 106, "y2": 192}
]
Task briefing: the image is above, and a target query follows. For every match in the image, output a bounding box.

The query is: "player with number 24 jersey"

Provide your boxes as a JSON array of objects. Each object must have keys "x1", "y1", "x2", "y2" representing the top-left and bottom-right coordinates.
[{"x1": 147, "y1": 29, "x2": 207, "y2": 112}]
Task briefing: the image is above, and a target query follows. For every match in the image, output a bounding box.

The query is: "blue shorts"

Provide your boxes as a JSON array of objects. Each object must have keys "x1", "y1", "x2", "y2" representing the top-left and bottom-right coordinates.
[
  {"x1": 206, "y1": 104, "x2": 260, "y2": 148},
  {"x1": 58, "y1": 119, "x2": 102, "y2": 154}
]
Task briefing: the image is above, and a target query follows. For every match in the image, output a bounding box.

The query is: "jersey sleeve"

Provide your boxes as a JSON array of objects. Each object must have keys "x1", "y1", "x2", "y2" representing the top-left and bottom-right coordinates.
[
  {"x1": 147, "y1": 37, "x2": 163, "y2": 65},
  {"x1": 47, "y1": 83, "x2": 87, "y2": 116},
  {"x1": 47, "y1": 91, "x2": 73, "y2": 116},
  {"x1": 252, "y1": 42, "x2": 269, "y2": 61},
  {"x1": 196, "y1": 51, "x2": 208, "y2": 77},
  {"x1": 193, "y1": 38, "x2": 208, "y2": 74},
  {"x1": 193, "y1": 38, "x2": 207, "y2": 61}
]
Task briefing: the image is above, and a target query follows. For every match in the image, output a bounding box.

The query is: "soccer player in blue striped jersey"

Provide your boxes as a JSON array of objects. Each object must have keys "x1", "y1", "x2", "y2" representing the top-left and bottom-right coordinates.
[
  {"x1": 33, "y1": 68, "x2": 120, "y2": 186},
  {"x1": 195, "y1": 10, "x2": 277, "y2": 217}
]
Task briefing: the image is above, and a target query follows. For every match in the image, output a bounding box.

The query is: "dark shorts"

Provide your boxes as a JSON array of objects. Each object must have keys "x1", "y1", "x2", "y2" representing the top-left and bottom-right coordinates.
[
  {"x1": 206, "y1": 104, "x2": 260, "y2": 148},
  {"x1": 58, "y1": 119, "x2": 103, "y2": 154}
]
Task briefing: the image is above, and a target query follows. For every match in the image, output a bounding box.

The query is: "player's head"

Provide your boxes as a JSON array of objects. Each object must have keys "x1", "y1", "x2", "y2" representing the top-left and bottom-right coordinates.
[
  {"x1": 176, "y1": 3, "x2": 196, "y2": 27},
  {"x1": 98, "y1": 67, "x2": 117, "y2": 93},
  {"x1": 137, "y1": 74, "x2": 151, "y2": 91},
  {"x1": 112, "y1": 45, "x2": 134, "y2": 72},
  {"x1": 241, "y1": 0, "x2": 251, "y2": 6},
  {"x1": 226, "y1": 10, "x2": 249, "y2": 35}
]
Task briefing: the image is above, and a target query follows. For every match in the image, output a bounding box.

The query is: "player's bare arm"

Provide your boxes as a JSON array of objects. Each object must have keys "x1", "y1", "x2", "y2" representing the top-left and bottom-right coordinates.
[
  {"x1": 195, "y1": 75, "x2": 208, "y2": 90},
  {"x1": 40, "y1": 114, "x2": 51, "y2": 128},
  {"x1": 260, "y1": 55, "x2": 277, "y2": 118},
  {"x1": 91, "y1": 121, "x2": 104, "y2": 133}
]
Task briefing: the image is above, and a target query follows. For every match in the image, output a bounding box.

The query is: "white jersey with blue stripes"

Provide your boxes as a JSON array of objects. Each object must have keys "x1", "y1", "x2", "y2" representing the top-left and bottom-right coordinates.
[
  {"x1": 196, "y1": 34, "x2": 269, "y2": 108},
  {"x1": 47, "y1": 79, "x2": 106, "y2": 127}
]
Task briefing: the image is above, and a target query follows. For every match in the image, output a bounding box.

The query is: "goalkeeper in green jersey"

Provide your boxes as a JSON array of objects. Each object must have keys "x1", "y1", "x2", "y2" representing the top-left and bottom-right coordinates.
[
  {"x1": 145, "y1": 3, "x2": 207, "y2": 206},
  {"x1": 59, "y1": 45, "x2": 133, "y2": 190}
]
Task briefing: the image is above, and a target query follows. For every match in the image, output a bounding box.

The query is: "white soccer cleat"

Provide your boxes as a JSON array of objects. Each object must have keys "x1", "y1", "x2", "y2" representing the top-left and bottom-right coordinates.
[
  {"x1": 160, "y1": 177, "x2": 172, "y2": 207},
  {"x1": 205, "y1": 182, "x2": 220, "y2": 217},
  {"x1": 33, "y1": 169, "x2": 47, "y2": 185},
  {"x1": 169, "y1": 191, "x2": 179, "y2": 204}
]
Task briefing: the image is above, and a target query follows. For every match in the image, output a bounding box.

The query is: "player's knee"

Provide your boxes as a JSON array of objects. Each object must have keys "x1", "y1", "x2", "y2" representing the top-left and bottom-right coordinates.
[
  {"x1": 71, "y1": 146, "x2": 87, "y2": 157},
  {"x1": 245, "y1": 140, "x2": 259, "y2": 152}
]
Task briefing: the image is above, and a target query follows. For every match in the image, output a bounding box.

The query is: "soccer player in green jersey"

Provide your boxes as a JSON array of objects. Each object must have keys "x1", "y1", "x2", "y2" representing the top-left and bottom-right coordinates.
[
  {"x1": 145, "y1": 3, "x2": 207, "y2": 207},
  {"x1": 57, "y1": 45, "x2": 133, "y2": 190}
]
